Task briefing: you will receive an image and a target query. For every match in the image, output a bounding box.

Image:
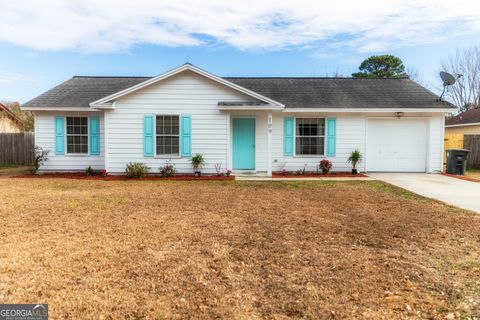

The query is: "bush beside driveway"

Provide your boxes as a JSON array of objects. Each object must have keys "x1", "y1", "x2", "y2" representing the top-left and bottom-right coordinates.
[{"x1": 0, "y1": 179, "x2": 479, "y2": 318}]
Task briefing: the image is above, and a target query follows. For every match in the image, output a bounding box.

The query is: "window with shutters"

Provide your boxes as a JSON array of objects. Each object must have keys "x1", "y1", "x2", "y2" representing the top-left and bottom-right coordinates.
[
  {"x1": 295, "y1": 118, "x2": 325, "y2": 155},
  {"x1": 156, "y1": 115, "x2": 180, "y2": 156},
  {"x1": 66, "y1": 117, "x2": 88, "y2": 154}
]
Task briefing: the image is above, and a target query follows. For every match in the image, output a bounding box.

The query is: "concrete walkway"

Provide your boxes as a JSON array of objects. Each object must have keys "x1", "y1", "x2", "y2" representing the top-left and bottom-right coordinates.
[{"x1": 369, "y1": 173, "x2": 480, "y2": 213}]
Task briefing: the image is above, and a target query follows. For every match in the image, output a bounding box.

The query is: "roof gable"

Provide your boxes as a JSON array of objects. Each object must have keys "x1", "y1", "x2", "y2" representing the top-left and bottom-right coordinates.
[{"x1": 89, "y1": 64, "x2": 284, "y2": 109}]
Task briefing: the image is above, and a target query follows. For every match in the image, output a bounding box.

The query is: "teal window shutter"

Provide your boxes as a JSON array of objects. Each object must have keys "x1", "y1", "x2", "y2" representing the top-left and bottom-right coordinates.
[
  {"x1": 144, "y1": 115, "x2": 154, "y2": 157},
  {"x1": 326, "y1": 118, "x2": 336, "y2": 157},
  {"x1": 284, "y1": 117, "x2": 294, "y2": 156},
  {"x1": 54, "y1": 116, "x2": 65, "y2": 155},
  {"x1": 181, "y1": 114, "x2": 192, "y2": 157},
  {"x1": 89, "y1": 116, "x2": 100, "y2": 155}
]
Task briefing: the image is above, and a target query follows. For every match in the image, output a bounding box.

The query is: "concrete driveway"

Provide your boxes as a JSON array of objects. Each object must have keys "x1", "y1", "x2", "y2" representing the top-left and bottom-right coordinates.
[{"x1": 369, "y1": 173, "x2": 480, "y2": 213}]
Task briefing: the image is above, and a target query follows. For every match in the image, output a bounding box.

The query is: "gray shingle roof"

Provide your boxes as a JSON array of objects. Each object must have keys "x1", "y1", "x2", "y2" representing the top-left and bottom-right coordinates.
[
  {"x1": 23, "y1": 76, "x2": 149, "y2": 109},
  {"x1": 23, "y1": 75, "x2": 455, "y2": 109},
  {"x1": 225, "y1": 77, "x2": 454, "y2": 109},
  {"x1": 445, "y1": 107, "x2": 480, "y2": 126}
]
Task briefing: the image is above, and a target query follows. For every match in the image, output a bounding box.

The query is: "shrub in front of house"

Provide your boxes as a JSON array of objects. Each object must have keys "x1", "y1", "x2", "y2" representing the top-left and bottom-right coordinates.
[
  {"x1": 319, "y1": 159, "x2": 332, "y2": 174},
  {"x1": 159, "y1": 162, "x2": 176, "y2": 177},
  {"x1": 85, "y1": 166, "x2": 95, "y2": 176},
  {"x1": 125, "y1": 162, "x2": 150, "y2": 178},
  {"x1": 32, "y1": 146, "x2": 49, "y2": 174}
]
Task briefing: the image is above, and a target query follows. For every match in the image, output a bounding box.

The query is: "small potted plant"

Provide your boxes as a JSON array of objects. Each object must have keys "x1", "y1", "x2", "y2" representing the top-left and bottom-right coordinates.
[
  {"x1": 101, "y1": 169, "x2": 108, "y2": 177},
  {"x1": 347, "y1": 149, "x2": 362, "y2": 174},
  {"x1": 319, "y1": 159, "x2": 332, "y2": 174},
  {"x1": 226, "y1": 169, "x2": 232, "y2": 177},
  {"x1": 191, "y1": 153, "x2": 205, "y2": 177}
]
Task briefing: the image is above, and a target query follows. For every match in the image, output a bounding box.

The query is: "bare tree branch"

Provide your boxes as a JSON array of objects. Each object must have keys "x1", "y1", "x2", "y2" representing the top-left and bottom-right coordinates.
[{"x1": 442, "y1": 46, "x2": 480, "y2": 113}]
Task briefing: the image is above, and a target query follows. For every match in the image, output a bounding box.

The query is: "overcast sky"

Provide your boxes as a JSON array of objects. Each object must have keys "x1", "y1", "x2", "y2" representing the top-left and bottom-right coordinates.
[{"x1": 1, "y1": 0, "x2": 479, "y2": 102}]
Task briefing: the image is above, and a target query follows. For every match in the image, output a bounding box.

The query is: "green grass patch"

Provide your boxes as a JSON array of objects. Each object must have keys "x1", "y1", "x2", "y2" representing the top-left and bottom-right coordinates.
[
  {"x1": 0, "y1": 165, "x2": 33, "y2": 176},
  {"x1": 453, "y1": 260, "x2": 480, "y2": 270},
  {"x1": 0, "y1": 164, "x2": 28, "y2": 169},
  {"x1": 362, "y1": 180, "x2": 427, "y2": 202}
]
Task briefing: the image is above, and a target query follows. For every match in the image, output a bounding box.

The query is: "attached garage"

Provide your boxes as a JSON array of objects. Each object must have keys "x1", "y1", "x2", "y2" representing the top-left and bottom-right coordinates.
[{"x1": 366, "y1": 119, "x2": 428, "y2": 172}]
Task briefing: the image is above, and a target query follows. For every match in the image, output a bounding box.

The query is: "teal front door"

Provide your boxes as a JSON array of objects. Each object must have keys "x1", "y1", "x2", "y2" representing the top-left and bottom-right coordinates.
[{"x1": 232, "y1": 118, "x2": 255, "y2": 170}]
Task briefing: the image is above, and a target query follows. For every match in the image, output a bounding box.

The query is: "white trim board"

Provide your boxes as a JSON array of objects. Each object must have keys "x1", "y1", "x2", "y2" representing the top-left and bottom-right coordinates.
[{"x1": 445, "y1": 122, "x2": 480, "y2": 128}]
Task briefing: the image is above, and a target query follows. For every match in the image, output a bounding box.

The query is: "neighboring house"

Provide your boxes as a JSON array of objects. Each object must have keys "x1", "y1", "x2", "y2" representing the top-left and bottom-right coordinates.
[
  {"x1": 0, "y1": 103, "x2": 25, "y2": 132},
  {"x1": 22, "y1": 63, "x2": 455, "y2": 175},
  {"x1": 445, "y1": 108, "x2": 480, "y2": 135}
]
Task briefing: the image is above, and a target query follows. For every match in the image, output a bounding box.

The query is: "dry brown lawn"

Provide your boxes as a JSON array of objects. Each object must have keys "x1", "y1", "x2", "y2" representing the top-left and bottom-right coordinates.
[{"x1": 0, "y1": 178, "x2": 479, "y2": 319}]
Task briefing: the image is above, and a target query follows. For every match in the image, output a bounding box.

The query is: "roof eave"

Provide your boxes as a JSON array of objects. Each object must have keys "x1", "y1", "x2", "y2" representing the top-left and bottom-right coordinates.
[
  {"x1": 445, "y1": 122, "x2": 480, "y2": 128},
  {"x1": 283, "y1": 107, "x2": 456, "y2": 113},
  {"x1": 22, "y1": 106, "x2": 103, "y2": 112},
  {"x1": 218, "y1": 105, "x2": 284, "y2": 111}
]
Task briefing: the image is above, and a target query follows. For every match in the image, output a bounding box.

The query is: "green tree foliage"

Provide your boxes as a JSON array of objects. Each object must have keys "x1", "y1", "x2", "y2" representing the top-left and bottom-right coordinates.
[{"x1": 352, "y1": 55, "x2": 407, "y2": 78}]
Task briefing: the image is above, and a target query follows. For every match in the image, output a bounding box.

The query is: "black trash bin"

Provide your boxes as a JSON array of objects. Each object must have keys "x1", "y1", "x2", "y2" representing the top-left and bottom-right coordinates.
[{"x1": 445, "y1": 149, "x2": 469, "y2": 175}]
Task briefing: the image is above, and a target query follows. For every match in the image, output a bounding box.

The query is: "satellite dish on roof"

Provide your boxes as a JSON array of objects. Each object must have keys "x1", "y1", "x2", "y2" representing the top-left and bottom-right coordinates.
[
  {"x1": 440, "y1": 71, "x2": 456, "y2": 86},
  {"x1": 439, "y1": 71, "x2": 462, "y2": 101}
]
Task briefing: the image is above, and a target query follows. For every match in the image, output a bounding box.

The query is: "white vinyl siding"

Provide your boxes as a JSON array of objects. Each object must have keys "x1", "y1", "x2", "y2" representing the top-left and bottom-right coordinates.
[
  {"x1": 271, "y1": 113, "x2": 445, "y2": 173},
  {"x1": 106, "y1": 70, "x2": 262, "y2": 173},
  {"x1": 428, "y1": 114, "x2": 445, "y2": 173},
  {"x1": 272, "y1": 114, "x2": 366, "y2": 172},
  {"x1": 34, "y1": 111, "x2": 105, "y2": 171}
]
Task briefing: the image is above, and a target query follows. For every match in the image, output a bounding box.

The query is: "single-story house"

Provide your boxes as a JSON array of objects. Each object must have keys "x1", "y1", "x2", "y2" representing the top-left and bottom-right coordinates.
[
  {"x1": 22, "y1": 63, "x2": 455, "y2": 175},
  {"x1": 445, "y1": 107, "x2": 480, "y2": 135},
  {"x1": 0, "y1": 102, "x2": 25, "y2": 133}
]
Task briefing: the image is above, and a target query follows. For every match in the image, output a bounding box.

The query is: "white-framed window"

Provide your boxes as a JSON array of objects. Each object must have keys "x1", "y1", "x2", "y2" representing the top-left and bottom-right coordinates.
[
  {"x1": 156, "y1": 115, "x2": 180, "y2": 156},
  {"x1": 66, "y1": 116, "x2": 88, "y2": 154},
  {"x1": 295, "y1": 118, "x2": 325, "y2": 155}
]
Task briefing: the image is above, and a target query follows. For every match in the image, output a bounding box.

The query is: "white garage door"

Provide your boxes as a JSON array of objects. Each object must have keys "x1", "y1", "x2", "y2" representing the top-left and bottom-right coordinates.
[{"x1": 367, "y1": 119, "x2": 428, "y2": 172}]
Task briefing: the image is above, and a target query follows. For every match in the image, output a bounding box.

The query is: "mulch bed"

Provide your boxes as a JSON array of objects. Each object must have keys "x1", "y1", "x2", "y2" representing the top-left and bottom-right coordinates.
[
  {"x1": 272, "y1": 172, "x2": 367, "y2": 178},
  {"x1": 14, "y1": 172, "x2": 235, "y2": 181},
  {"x1": 442, "y1": 173, "x2": 480, "y2": 183}
]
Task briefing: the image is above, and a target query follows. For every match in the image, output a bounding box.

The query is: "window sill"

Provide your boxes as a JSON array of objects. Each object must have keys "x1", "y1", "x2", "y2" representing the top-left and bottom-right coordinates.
[
  {"x1": 294, "y1": 155, "x2": 327, "y2": 158},
  {"x1": 154, "y1": 156, "x2": 182, "y2": 159},
  {"x1": 65, "y1": 154, "x2": 90, "y2": 157}
]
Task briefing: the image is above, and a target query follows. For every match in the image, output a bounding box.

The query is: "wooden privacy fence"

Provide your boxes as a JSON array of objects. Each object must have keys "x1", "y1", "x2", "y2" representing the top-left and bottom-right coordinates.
[
  {"x1": 464, "y1": 135, "x2": 480, "y2": 169},
  {"x1": 0, "y1": 132, "x2": 35, "y2": 165}
]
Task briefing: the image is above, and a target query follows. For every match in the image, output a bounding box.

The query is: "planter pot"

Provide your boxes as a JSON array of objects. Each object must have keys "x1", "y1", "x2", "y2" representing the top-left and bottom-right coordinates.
[
  {"x1": 351, "y1": 169, "x2": 358, "y2": 174},
  {"x1": 194, "y1": 171, "x2": 201, "y2": 177}
]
